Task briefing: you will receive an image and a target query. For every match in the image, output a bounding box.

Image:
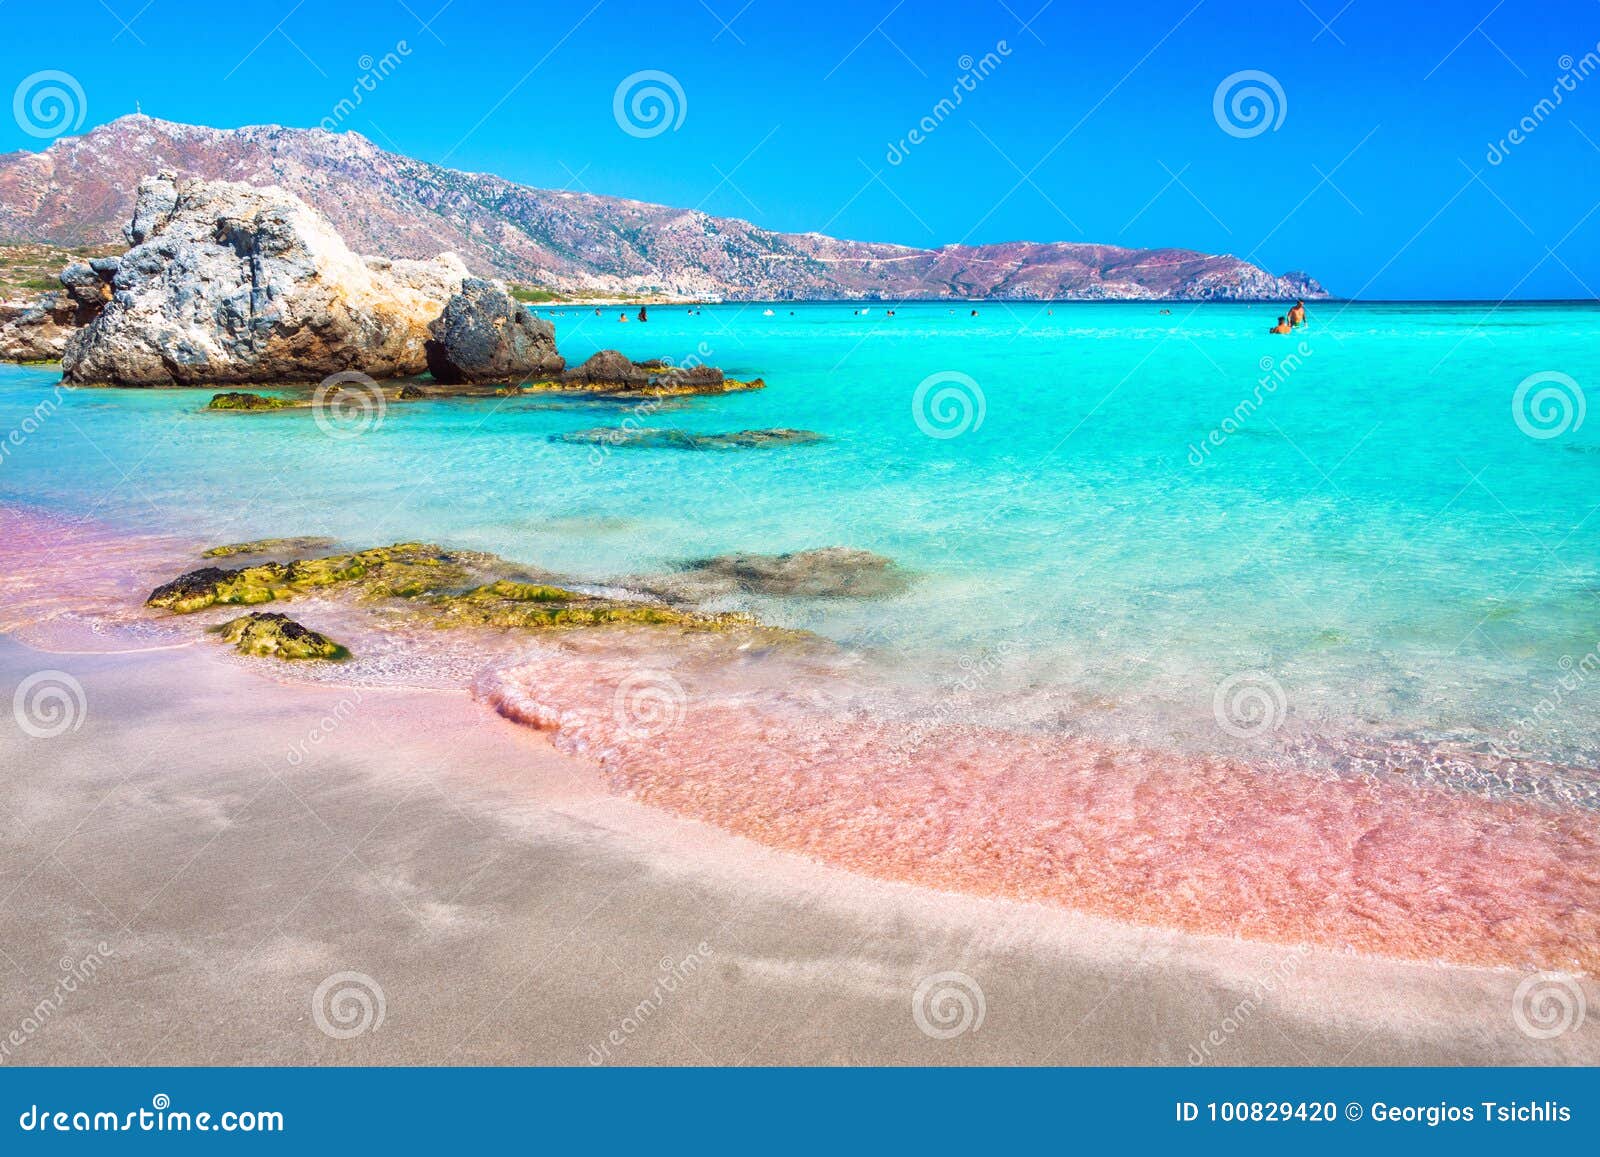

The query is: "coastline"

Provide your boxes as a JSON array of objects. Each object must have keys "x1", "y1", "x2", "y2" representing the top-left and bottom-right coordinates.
[
  {"x1": 0, "y1": 498, "x2": 1595, "y2": 1064},
  {"x1": 2, "y1": 633, "x2": 1592, "y2": 1066}
]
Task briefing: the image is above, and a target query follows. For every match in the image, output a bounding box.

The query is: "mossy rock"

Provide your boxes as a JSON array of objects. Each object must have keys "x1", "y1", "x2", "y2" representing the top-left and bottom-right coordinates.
[
  {"x1": 208, "y1": 392, "x2": 290, "y2": 411},
  {"x1": 149, "y1": 540, "x2": 793, "y2": 641},
  {"x1": 426, "y1": 581, "x2": 758, "y2": 633},
  {"x1": 148, "y1": 543, "x2": 476, "y2": 613},
  {"x1": 213, "y1": 612, "x2": 349, "y2": 660}
]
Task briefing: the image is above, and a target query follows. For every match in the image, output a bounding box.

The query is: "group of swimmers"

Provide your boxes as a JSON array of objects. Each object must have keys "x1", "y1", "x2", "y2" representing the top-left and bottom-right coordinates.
[{"x1": 1270, "y1": 300, "x2": 1308, "y2": 333}]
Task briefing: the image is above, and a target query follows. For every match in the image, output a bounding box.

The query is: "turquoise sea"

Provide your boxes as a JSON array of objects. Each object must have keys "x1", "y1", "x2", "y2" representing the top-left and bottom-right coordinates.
[{"x1": 3, "y1": 301, "x2": 1598, "y2": 775}]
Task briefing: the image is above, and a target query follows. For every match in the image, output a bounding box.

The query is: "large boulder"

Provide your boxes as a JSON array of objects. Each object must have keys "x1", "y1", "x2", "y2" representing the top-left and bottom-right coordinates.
[
  {"x1": 424, "y1": 278, "x2": 563, "y2": 384},
  {"x1": 62, "y1": 173, "x2": 470, "y2": 386}
]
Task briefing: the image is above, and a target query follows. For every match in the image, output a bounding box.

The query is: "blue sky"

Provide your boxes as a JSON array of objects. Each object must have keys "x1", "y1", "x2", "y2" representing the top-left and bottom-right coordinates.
[{"x1": 3, "y1": 0, "x2": 1598, "y2": 298}]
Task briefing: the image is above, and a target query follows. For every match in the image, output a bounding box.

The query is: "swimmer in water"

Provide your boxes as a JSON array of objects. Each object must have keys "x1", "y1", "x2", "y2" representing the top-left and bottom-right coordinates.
[{"x1": 1270, "y1": 316, "x2": 1292, "y2": 334}]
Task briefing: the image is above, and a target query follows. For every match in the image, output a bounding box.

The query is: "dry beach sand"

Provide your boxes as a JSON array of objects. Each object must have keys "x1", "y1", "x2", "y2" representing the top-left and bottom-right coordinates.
[{"x1": 1, "y1": 631, "x2": 1595, "y2": 1066}]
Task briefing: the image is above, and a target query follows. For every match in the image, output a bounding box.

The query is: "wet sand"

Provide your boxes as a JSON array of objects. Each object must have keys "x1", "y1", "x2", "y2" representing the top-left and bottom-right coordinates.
[{"x1": 1, "y1": 635, "x2": 1594, "y2": 1065}]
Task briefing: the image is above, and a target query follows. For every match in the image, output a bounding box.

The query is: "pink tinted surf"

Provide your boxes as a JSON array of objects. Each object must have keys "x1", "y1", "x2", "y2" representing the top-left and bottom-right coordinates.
[
  {"x1": 5, "y1": 503, "x2": 1595, "y2": 973},
  {"x1": 488, "y1": 648, "x2": 1600, "y2": 974}
]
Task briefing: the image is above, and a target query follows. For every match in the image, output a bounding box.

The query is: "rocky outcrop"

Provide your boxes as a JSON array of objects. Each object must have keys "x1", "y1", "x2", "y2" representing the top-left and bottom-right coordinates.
[
  {"x1": 558, "y1": 350, "x2": 763, "y2": 395},
  {"x1": 62, "y1": 173, "x2": 471, "y2": 386},
  {"x1": 562, "y1": 349, "x2": 649, "y2": 390},
  {"x1": 424, "y1": 278, "x2": 563, "y2": 383},
  {"x1": 0, "y1": 296, "x2": 75, "y2": 360},
  {"x1": 0, "y1": 256, "x2": 117, "y2": 361}
]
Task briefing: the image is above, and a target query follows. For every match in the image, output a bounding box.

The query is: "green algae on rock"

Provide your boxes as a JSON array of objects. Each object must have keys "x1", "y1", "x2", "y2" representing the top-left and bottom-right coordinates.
[
  {"x1": 427, "y1": 580, "x2": 756, "y2": 633},
  {"x1": 207, "y1": 391, "x2": 292, "y2": 411},
  {"x1": 148, "y1": 543, "x2": 482, "y2": 613},
  {"x1": 213, "y1": 612, "x2": 350, "y2": 660},
  {"x1": 148, "y1": 542, "x2": 773, "y2": 638},
  {"x1": 202, "y1": 536, "x2": 338, "y2": 559}
]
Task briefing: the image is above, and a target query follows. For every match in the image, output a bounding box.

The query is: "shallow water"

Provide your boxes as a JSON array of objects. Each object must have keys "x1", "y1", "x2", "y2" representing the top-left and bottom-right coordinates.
[
  {"x1": 2, "y1": 301, "x2": 1598, "y2": 966},
  {"x1": 4, "y1": 302, "x2": 1598, "y2": 768}
]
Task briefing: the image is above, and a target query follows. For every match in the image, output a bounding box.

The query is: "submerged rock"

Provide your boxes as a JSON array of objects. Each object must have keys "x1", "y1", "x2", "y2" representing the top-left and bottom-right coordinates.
[
  {"x1": 214, "y1": 612, "x2": 349, "y2": 660},
  {"x1": 636, "y1": 547, "x2": 910, "y2": 601},
  {"x1": 207, "y1": 391, "x2": 290, "y2": 410},
  {"x1": 63, "y1": 173, "x2": 471, "y2": 386},
  {"x1": 425, "y1": 278, "x2": 564, "y2": 384},
  {"x1": 550, "y1": 427, "x2": 824, "y2": 451},
  {"x1": 202, "y1": 536, "x2": 337, "y2": 559},
  {"x1": 146, "y1": 541, "x2": 763, "y2": 635}
]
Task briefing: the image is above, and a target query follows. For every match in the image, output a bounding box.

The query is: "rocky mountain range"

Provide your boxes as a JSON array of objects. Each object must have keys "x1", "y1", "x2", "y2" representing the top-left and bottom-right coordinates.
[{"x1": 0, "y1": 116, "x2": 1327, "y2": 302}]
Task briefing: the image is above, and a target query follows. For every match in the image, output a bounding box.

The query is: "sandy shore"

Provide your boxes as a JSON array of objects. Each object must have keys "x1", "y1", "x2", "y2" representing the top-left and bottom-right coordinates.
[{"x1": 1, "y1": 632, "x2": 1593, "y2": 1065}]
